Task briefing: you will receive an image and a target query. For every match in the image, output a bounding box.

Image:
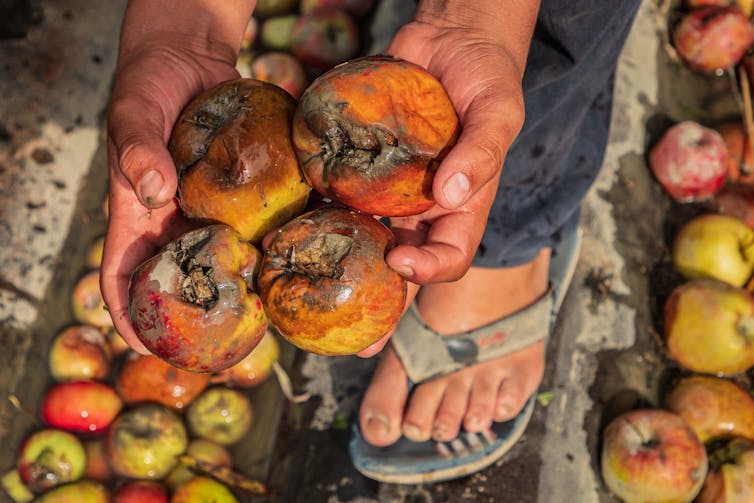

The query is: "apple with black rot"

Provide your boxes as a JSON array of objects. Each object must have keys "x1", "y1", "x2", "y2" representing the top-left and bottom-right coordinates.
[{"x1": 17, "y1": 428, "x2": 86, "y2": 492}]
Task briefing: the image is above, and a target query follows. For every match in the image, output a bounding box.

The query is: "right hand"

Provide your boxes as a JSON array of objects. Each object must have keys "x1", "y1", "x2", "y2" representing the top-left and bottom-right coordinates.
[{"x1": 102, "y1": 29, "x2": 242, "y2": 353}]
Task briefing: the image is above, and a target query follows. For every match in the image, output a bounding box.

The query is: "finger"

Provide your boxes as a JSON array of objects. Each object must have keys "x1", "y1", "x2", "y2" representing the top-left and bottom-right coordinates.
[
  {"x1": 107, "y1": 94, "x2": 178, "y2": 209},
  {"x1": 432, "y1": 95, "x2": 523, "y2": 210}
]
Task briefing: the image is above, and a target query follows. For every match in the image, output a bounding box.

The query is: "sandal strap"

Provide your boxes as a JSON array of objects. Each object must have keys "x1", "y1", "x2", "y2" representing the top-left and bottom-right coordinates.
[{"x1": 391, "y1": 288, "x2": 554, "y2": 383}]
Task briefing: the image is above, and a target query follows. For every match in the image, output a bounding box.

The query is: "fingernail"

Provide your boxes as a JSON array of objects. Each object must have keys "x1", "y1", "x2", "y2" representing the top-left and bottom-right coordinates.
[
  {"x1": 391, "y1": 265, "x2": 414, "y2": 278},
  {"x1": 365, "y1": 412, "x2": 390, "y2": 436},
  {"x1": 138, "y1": 170, "x2": 165, "y2": 206},
  {"x1": 443, "y1": 172, "x2": 470, "y2": 208}
]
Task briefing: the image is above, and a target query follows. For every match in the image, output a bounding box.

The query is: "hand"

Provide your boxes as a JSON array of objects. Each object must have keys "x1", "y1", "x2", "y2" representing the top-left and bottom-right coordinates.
[
  {"x1": 101, "y1": 11, "x2": 247, "y2": 353},
  {"x1": 356, "y1": 5, "x2": 538, "y2": 357}
]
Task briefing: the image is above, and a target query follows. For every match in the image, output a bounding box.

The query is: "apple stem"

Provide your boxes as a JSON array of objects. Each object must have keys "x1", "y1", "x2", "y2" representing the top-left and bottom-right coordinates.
[
  {"x1": 623, "y1": 416, "x2": 655, "y2": 447},
  {"x1": 272, "y1": 361, "x2": 311, "y2": 403}
]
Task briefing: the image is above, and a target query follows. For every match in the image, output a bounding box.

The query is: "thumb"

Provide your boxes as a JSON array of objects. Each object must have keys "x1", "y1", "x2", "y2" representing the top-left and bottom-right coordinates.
[
  {"x1": 432, "y1": 101, "x2": 523, "y2": 210},
  {"x1": 107, "y1": 95, "x2": 179, "y2": 209}
]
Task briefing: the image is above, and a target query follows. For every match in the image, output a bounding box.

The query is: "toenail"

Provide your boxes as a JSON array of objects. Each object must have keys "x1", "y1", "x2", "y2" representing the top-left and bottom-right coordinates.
[
  {"x1": 365, "y1": 413, "x2": 391, "y2": 436},
  {"x1": 466, "y1": 416, "x2": 482, "y2": 431},
  {"x1": 403, "y1": 424, "x2": 424, "y2": 441},
  {"x1": 432, "y1": 422, "x2": 451, "y2": 441},
  {"x1": 498, "y1": 403, "x2": 511, "y2": 417}
]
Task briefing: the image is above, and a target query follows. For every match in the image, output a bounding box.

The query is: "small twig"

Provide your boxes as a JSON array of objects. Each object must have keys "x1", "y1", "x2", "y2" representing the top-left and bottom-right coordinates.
[
  {"x1": 178, "y1": 455, "x2": 267, "y2": 495},
  {"x1": 7, "y1": 395, "x2": 39, "y2": 426},
  {"x1": 272, "y1": 361, "x2": 310, "y2": 404}
]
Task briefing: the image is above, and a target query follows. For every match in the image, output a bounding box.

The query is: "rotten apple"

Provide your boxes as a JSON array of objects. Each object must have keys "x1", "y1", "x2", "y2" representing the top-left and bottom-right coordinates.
[
  {"x1": 664, "y1": 375, "x2": 754, "y2": 443},
  {"x1": 169, "y1": 78, "x2": 311, "y2": 244},
  {"x1": 48, "y1": 325, "x2": 112, "y2": 381},
  {"x1": 212, "y1": 329, "x2": 280, "y2": 388},
  {"x1": 290, "y1": 9, "x2": 360, "y2": 70},
  {"x1": 17, "y1": 429, "x2": 86, "y2": 492},
  {"x1": 72, "y1": 270, "x2": 113, "y2": 329},
  {"x1": 673, "y1": 5, "x2": 754, "y2": 73},
  {"x1": 698, "y1": 438, "x2": 754, "y2": 503},
  {"x1": 258, "y1": 206, "x2": 407, "y2": 355},
  {"x1": 600, "y1": 409, "x2": 708, "y2": 503},
  {"x1": 664, "y1": 279, "x2": 754, "y2": 375},
  {"x1": 688, "y1": 0, "x2": 754, "y2": 17},
  {"x1": 105, "y1": 403, "x2": 188, "y2": 480},
  {"x1": 116, "y1": 352, "x2": 210, "y2": 411},
  {"x1": 40, "y1": 380, "x2": 122, "y2": 435},
  {"x1": 648, "y1": 120, "x2": 728, "y2": 203},
  {"x1": 293, "y1": 55, "x2": 460, "y2": 216},
  {"x1": 128, "y1": 224, "x2": 268, "y2": 373},
  {"x1": 186, "y1": 387, "x2": 253, "y2": 445},
  {"x1": 672, "y1": 213, "x2": 754, "y2": 288}
]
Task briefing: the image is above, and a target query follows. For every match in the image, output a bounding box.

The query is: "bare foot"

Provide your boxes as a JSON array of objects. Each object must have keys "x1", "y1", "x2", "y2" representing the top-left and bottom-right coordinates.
[{"x1": 358, "y1": 248, "x2": 551, "y2": 447}]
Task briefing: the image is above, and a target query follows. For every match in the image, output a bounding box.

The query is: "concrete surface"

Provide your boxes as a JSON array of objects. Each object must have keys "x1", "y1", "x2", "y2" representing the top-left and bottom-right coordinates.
[{"x1": 0, "y1": 0, "x2": 705, "y2": 501}]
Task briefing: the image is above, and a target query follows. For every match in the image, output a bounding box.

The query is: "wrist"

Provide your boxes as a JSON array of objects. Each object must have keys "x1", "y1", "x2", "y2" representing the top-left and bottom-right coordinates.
[{"x1": 118, "y1": 0, "x2": 256, "y2": 64}]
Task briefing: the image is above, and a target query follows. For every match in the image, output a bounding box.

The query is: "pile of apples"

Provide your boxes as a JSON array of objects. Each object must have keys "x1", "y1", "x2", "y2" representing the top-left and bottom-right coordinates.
[
  {"x1": 600, "y1": 1, "x2": 754, "y2": 501},
  {"x1": 235, "y1": 0, "x2": 376, "y2": 100},
  {"x1": 0, "y1": 234, "x2": 282, "y2": 502}
]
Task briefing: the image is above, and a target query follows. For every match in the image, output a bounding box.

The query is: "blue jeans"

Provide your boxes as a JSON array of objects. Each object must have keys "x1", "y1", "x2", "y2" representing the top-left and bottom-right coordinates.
[{"x1": 475, "y1": 0, "x2": 642, "y2": 267}]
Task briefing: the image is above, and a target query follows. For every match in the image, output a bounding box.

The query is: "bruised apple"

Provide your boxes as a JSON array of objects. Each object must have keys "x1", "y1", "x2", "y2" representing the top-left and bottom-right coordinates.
[
  {"x1": 186, "y1": 387, "x2": 253, "y2": 445},
  {"x1": 688, "y1": 0, "x2": 754, "y2": 16},
  {"x1": 664, "y1": 375, "x2": 754, "y2": 443},
  {"x1": 600, "y1": 409, "x2": 708, "y2": 503},
  {"x1": 116, "y1": 353, "x2": 210, "y2": 411},
  {"x1": 17, "y1": 429, "x2": 86, "y2": 492},
  {"x1": 698, "y1": 438, "x2": 754, "y2": 503},
  {"x1": 664, "y1": 279, "x2": 754, "y2": 375},
  {"x1": 293, "y1": 56, "x2": 459, "y2": 216},
  {"x1": 169, "y1": 78, "x2": 310, "y2": 244},
  {"x1": 673, "y1": 5, "x2": 754, "y2": 73},
  {"x1": 648, "y1": 121, "x2": 728, "y2": 203},
  {"x1": 258, "y1": 206, "x2": 406, "y2": 355},
  {"x1": 672, "y1": 213, "x2": 754, "y2": 287},
  {"x1": 129, "y1": 225, "x2": 267, "y2": 373}
]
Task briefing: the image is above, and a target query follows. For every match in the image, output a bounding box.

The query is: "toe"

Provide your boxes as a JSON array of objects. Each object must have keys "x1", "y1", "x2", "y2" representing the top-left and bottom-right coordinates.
[
  {"x1": 402, "y1": 379, "x2": 445, "y2": 442},
  {"x1": 464, "y1": 372, "x2": 499, "y2": 432},
  {"x1": 359, "y1": 348, "x2": 408, "y2": 447},
  {"x1": 431, "y1": 377, "x2": 471, "y2": 442},
  {"x1": 495, "y1": 343, "x2": 545, "y2": 422}
]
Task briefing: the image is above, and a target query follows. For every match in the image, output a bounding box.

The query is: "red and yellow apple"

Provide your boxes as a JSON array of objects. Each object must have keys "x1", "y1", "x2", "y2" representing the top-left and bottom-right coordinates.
[
  {"x1": 112, "y1": 480, "x2": 169, "y2": 503},
  {"x1": 672, "y1": 213, "x2": 754, "y2": 287},
  {"x1": 212, "y1": 329, "x2": 280, "y2": 388},
  {"x1": 673, "y1": 5, "x2": 754, "y2": 73},
  {"x1": 40, "y1": 380, "x2": 122, "y2": 435},
  {"x1": 171, "y1": 476, "x2": 238, "y2": 503},
  {"x1": 601, "y1": 409, "x2": 708, "y2": 503},
  {"x1": 664, "y1": 375, "x2": 754, "y2": 443},
  {"x1": 664, "y1": 279, "x2": 754, "y2": 375},
  {"x1": 83, "y1": 439, "x2": 113, "y2": 484},
  {"x1": 293, "y1": 55, "x2": 459, "y2": 216},
  {"x1": 648, "y1": 121, "x2": 728, "y2": 203},
  {"x1": 258, "y1": 206, "x2": 407, "y2": 355},
  {"x1": 116, "y1": 353, "x2": 210, "y2": 411},
  {"x1": 290, "y1": 9, "x2": 360, "y2": 70},
  {"x1": 128, "y1": 224, "x2": 268, "y2": 373},
  {"x1": 72, "y1": 270, "x2": 113, "y2": 329},
  {"x1": 48, "y1": 325, "x2": 112, "y2": 381},
  {"x1": 35, "y1": 480, "x2": 109, "y2": 503},
  {"x1": 169, "y1": 78, "x2": 310, "y2": 244},
  {"x1": 687, "y1": 0, "x2": 754, "y2": 17},
  {"x1": 251, "y1": 52, "x2": 309, "y2": 100}
]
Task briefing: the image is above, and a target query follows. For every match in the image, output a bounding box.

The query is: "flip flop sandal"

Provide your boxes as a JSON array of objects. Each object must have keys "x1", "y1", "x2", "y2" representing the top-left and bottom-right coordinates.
[{"x1": 348, "y1": 229, "x2": 582, "y2": 484}]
